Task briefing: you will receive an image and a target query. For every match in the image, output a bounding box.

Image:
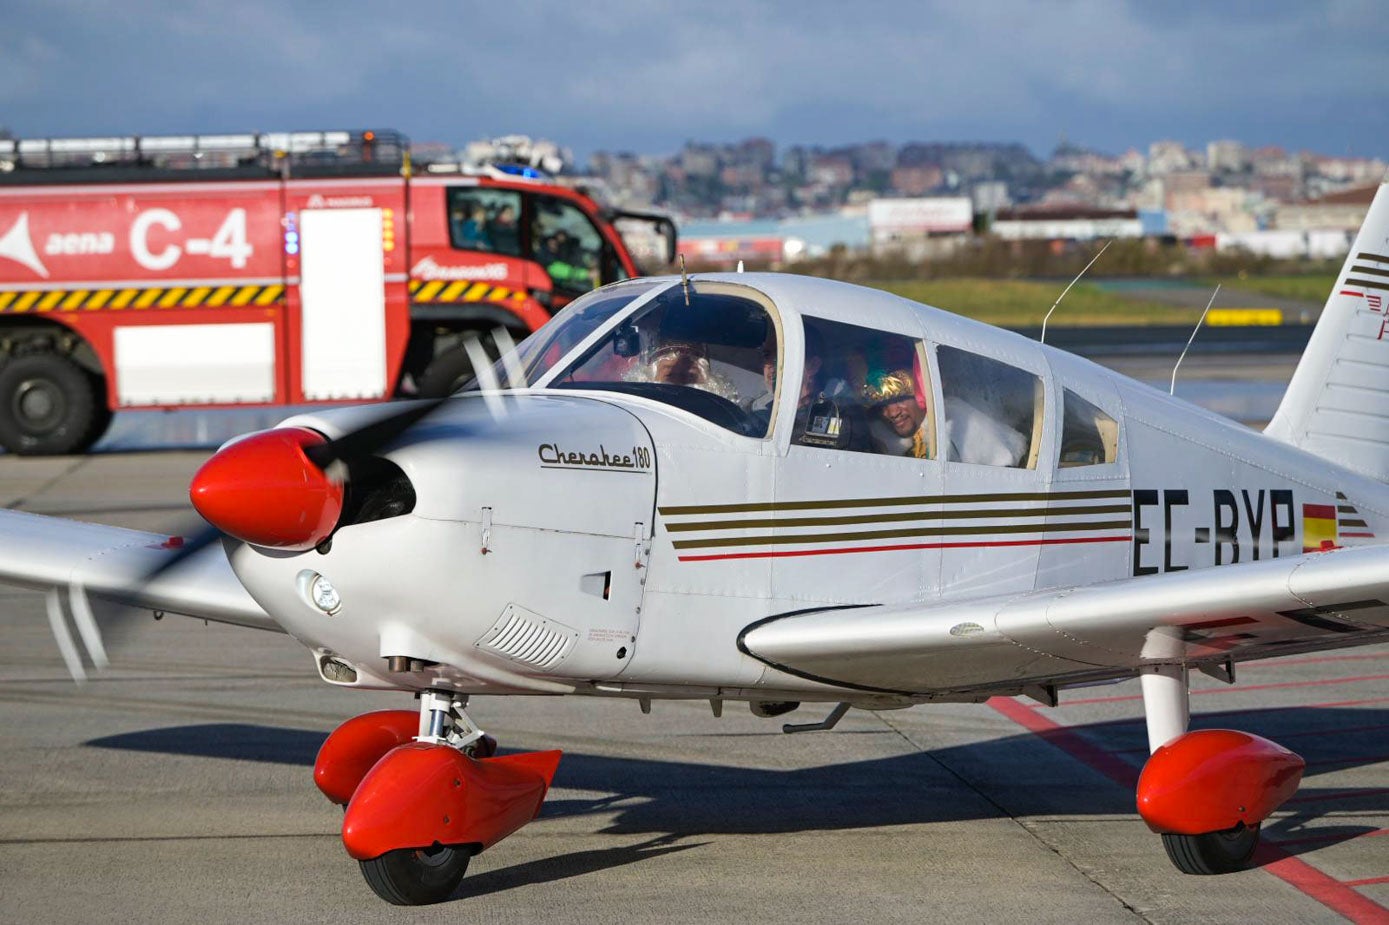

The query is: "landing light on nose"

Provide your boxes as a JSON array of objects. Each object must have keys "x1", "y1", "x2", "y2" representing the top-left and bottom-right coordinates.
[{"x1": 189, "y1": 427, "x2": 344, "y2": 550}]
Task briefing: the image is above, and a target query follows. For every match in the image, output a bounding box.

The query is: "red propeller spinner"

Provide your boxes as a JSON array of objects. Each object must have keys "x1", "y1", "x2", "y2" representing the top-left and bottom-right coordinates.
[{"x1": 189, "y1": 427, "x2": 345, "y2": 550}]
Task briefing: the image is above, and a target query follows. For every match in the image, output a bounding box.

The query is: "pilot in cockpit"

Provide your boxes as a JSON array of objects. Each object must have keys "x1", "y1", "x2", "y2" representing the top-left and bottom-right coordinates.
[{"x1": 642, "y1": 338, "x2": 739, "y2": 402}]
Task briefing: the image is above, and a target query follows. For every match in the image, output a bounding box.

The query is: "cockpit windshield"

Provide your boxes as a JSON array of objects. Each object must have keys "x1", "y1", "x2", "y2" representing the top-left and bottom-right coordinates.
[
  {"x1": 546, "y1": 283, "x2": 777, "y2": 437},
  {"x1": 506, "y1": 281, "x2": 661, "y2": 385}
]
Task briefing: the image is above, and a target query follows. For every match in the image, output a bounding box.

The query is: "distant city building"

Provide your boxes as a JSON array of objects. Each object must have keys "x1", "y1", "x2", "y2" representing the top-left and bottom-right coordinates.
[
  {"x1": 1274, "y1": 183, "x2": 1378, "y2": 233},
  {"x1": 868, "y1": 197, "x2": 973, "y2": 246},
  {"x1": 971, "y1": 181, "x2": 1011, "y2": 215},
  {"x1": 1206, "y1": 140, "x2": 1249, "y2": 173},
  {"x1": 1147, "y1": 140, "x2": 1194, "y2": 175},
  {"x1": 890, "y1": 164, "x2": 944, "y2": 196},
  {"x1": 991, "y1": 207, "x2": 1143, "y2": 241},
  {"x1": 1216, "y1": 229, "x2": 1352, "y2": 259}
]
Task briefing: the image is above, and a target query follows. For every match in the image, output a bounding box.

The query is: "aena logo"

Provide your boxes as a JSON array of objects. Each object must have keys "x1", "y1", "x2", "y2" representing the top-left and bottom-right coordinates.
[{"x1": 0, "y1": 213, "x2": 50, "y2": 278}]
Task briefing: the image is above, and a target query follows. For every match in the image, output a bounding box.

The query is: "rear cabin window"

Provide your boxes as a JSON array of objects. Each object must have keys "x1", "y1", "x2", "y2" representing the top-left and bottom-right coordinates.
[
  {"x1": 935, "y1": 346, "x2": 1043, "y2": 468},
  {"x1": 1059, "y1": 388, "x2": 1119, "y2": 467}
]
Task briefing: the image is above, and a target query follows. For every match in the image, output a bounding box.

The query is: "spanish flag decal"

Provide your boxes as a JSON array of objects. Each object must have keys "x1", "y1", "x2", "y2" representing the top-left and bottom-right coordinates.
[{"x1": 1302, "y1": 503, "x2": 1338, "y2": 553}]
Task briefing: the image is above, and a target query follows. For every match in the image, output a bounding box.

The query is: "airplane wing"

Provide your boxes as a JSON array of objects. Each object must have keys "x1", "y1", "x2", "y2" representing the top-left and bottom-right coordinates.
[
  {"x1": 738, "y1": 545, "x2": 1389, "y2": 697},
  {"x1": 0, "y1": 508, "x2": 278, "y2": 642}
]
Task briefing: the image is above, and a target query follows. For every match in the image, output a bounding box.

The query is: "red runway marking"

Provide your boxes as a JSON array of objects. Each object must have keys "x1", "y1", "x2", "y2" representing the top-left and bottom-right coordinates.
[
  {"x1": 1116, "y1": 722, "x2": 1389, "y2": 755},
  {"x1": 987, "y1": 697, "x2": 1139, "y2": 788},
  {"x1": 1269, "y1": 723, "x2": 1389, "y2": 742},
  {"x1": 1306, "y1": 754, "x2": 1389, "y2": 768},
  {"x1": 1272, "y1": 829, "x2": 1388, "y2": 849},
  {"x1": 1255, "y1": 848, "x2": 1389, "y2": 924},
  {"x1": 987, "y1": 697, "x2": 1389, "y2": 923},
  {"x1": 1287, "y1": 787, "x2": 1389, "y2": 805},
  {"x1": 1344, "y1": 876, "x2": 1389, "y2": 888},
  {"x1": 1241, "y1": 652, "x2": 1389, "y2": 670},
  {"x1": 1304, "y1": 696, "x2": 1389, "y2": 709},
  {"x1": 1064, "y1": 673, "x2": 1389, "y2": 705}
]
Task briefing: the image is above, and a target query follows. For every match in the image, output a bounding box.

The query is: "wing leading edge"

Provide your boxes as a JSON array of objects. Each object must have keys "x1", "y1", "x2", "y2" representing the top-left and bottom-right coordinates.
[
  {"x1": 0, "y1": 509, "x2": 276, "y2": 631},
  {"x1": 739, "y1": 546, "x2": 1389, "y2": 696}
]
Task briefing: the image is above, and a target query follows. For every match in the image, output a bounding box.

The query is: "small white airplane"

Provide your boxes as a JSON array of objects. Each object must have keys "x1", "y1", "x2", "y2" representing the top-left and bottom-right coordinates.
[{"x1": 2, "y1": 181, "x2": 1387, "y2": 905}]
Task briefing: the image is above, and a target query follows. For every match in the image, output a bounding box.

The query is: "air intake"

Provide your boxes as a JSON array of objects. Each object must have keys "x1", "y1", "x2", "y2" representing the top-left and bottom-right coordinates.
[{"x1": 476, "y1": 605, "x2": 577, "y2": 670}]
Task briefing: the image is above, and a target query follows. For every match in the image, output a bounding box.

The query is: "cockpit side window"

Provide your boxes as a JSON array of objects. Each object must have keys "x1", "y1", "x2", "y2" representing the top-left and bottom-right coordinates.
[
  {"x1": 795, "y1": 316, "x2": 933, "y2": 458},
  {"x1": 1059, "y1": 388, "x2": 1119, "y2": 467},
  {"x1": 935, "y1": 346, "x2": 1043, "y2": 468},
  {"x1": 549, "y1": 285, "x2": 775, "y2": 437}
]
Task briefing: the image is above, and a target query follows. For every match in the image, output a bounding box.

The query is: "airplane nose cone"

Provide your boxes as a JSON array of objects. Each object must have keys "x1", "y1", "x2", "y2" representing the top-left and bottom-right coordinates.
[{"x1": 190, "y1": 427, "x2": 345, "y2": 550}]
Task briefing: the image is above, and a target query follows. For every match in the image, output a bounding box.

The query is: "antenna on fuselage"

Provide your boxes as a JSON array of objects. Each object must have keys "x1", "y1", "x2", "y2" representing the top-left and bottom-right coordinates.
[
  {"x1": 1170, "y1": 284, "x2": 1220, "y2": 395},
  {"x1": 679, "y1": 254, "x2": 691, "y2": 306},
  {"x1": 1039, "y1": 239, "x2": 1112, "y2": 344}
]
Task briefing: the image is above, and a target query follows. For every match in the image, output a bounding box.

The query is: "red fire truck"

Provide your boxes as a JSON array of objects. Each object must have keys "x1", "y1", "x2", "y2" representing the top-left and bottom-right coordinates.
[{"x1": 0, "y1": 129, "x2": 675, "y2": 454}]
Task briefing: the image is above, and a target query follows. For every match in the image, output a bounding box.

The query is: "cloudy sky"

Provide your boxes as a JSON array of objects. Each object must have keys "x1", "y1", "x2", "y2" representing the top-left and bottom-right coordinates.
[{"x1": 4, "y1": 0, "x2": 1386, "y2": 162}]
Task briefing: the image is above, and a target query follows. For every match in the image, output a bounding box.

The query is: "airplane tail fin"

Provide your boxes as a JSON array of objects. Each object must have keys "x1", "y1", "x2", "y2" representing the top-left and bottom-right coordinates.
[{"x1": 1264, "y1": 177, "x2": 1389, "y2": 479}]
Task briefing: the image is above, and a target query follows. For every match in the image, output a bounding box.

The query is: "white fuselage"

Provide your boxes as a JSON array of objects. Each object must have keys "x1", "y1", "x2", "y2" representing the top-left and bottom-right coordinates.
[{"x1": 225, "y1": 274, "x2": 1389, "y2": 703}]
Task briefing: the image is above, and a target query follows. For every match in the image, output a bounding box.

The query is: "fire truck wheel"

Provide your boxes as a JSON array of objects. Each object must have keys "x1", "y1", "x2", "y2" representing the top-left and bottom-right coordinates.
[
  {"x1": 83, "y1": 376, "x2": 115, "y2": 448},
  {"x1": 417, "y1": 341, "x2": 494, "y2": 398},
  {"x1": 0, "y1": 353, "x2": 104, "y2": 456}
]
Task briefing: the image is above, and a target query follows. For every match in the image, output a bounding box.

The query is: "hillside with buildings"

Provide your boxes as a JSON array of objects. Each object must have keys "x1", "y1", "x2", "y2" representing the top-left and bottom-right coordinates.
[{"x1": 555, "y1": 136, "x2": 1384, "y2": 268}]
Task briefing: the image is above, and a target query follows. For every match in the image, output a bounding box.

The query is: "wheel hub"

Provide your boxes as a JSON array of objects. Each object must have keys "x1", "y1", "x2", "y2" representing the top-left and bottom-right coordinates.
[{"x1": 14, "y1": 378, "x2": 65, "y2": 432}]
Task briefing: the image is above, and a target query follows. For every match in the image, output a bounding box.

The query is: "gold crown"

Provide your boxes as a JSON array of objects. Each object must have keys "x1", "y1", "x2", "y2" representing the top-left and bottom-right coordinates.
[
  {"x1": 651, "y1": 340, "x2": 708, "y2": 360},
  {"x1": 863, "y1": 369, "x2": 915, "y2": 406}
]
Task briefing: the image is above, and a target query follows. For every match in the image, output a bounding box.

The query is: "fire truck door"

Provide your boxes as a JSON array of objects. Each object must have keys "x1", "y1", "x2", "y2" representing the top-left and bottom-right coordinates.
[{"x1": 299, "y1": 208, "x2": 388, "y2": 401}]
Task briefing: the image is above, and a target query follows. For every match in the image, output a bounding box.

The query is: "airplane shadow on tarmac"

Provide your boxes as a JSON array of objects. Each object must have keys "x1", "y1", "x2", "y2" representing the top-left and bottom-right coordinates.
[{"x1": 86, "y1": 703, "x2": 1388, "y2": 892}]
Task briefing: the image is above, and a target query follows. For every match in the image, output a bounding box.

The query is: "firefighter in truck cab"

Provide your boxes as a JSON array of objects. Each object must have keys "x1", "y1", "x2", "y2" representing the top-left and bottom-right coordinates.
[{"x1": 0, "y1": 129, "x2": 676, "y2": 455}]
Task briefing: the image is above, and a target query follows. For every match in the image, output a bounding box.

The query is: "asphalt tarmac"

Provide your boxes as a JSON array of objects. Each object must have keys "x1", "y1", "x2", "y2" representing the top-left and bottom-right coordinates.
[{"x1": 0, "y1": 446, "x2": 1385, "y2": 924}]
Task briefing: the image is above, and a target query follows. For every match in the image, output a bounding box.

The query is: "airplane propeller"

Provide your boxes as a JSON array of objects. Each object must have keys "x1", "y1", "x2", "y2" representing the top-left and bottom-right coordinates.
[{"x1": 154, "y1": 396, "x2": 448, "y2": 579}]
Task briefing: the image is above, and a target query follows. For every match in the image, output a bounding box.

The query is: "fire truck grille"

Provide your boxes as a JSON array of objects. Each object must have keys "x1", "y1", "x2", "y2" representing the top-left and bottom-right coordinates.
[{"x1": 475, "y1": 605, "x2": 577, "y2": 670}]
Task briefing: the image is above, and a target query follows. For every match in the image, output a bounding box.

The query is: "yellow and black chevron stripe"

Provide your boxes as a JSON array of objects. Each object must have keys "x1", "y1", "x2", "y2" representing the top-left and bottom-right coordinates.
[
  {"x1": 409, "y1": 280, "x2": 527, "y2": 304},
  {"x1": 0, "y1": 284, "x2": 285, "y2": 314}
]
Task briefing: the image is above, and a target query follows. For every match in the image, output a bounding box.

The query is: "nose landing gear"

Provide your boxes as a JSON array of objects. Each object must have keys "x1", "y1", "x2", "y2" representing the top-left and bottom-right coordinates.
[{"x1": 316, "y1": 692, "x2": 561, "y2": 905}]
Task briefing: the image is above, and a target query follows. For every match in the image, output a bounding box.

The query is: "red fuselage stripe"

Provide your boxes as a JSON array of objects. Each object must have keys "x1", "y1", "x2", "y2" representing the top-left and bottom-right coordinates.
[{"x1": 677, "y1": 534, "x2": 1132, "y2": 562}]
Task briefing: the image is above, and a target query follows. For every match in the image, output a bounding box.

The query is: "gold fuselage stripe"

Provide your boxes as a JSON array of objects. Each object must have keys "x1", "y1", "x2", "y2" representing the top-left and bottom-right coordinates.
[
  {"x1": 671, "y1": 519, "x2": 1134, "y2": 550},
  {"x1": 659, "y1": 489, "x2": 1132, "y2": 517}
]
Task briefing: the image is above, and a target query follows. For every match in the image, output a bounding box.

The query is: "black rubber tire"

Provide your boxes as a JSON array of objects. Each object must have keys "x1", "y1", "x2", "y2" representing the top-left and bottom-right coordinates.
[
  {"x1": 0, "y1": 352, "x2": 105, "y2": 456},
  {"x1": 1161, "y1": 822, "x2": 1261, "y2": 875},
  {"x1": 359, "y1": 844, "x2": 471, "y2": 905},
  {"x1": 80, "y1": 370, "x2": 114, "y2": 448}
]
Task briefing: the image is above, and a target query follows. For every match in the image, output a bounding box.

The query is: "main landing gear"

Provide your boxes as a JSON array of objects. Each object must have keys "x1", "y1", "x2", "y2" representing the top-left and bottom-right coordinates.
[
  {"x1": 314, "y1": 692, "x2": 561, "y2": 905},
  {"x1": 1135, "y1": 664, "x2": 1304, "y2": 875}
]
